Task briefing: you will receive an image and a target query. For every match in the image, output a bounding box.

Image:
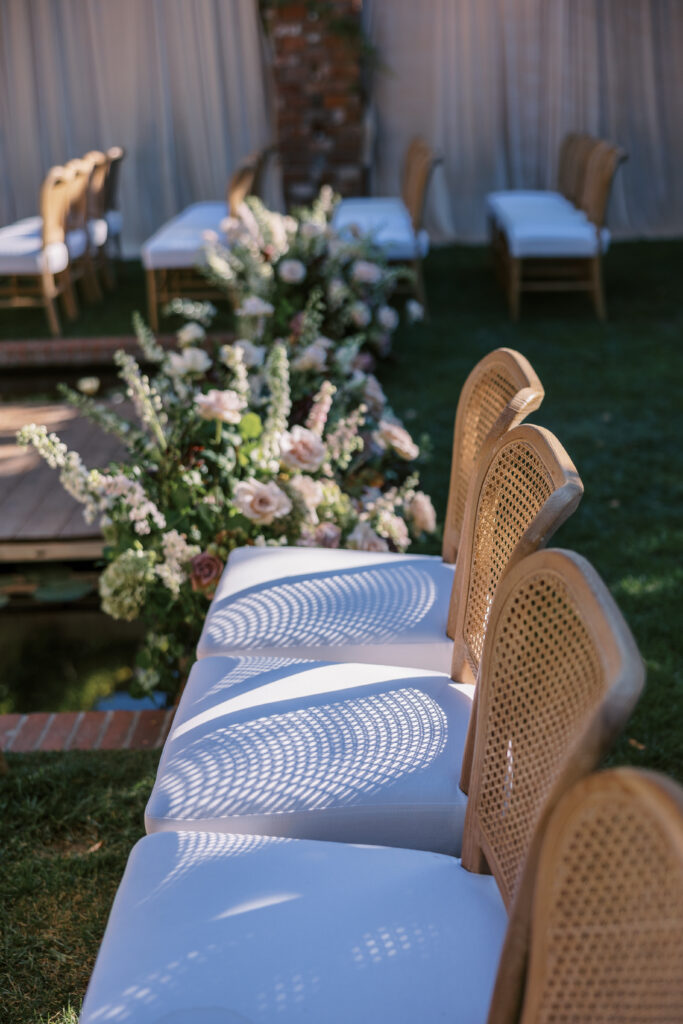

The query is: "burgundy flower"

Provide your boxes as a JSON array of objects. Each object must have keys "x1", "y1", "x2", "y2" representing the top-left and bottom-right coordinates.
[{"x1": 190, "y1": 552, "x2": 224, "y2": 599}]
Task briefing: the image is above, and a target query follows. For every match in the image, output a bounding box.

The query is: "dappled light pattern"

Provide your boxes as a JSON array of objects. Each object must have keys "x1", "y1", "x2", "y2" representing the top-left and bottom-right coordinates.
[
  {"x1": 181, "y1": 657, "x2": 307, "y2": 719},
  {"x1": 202, "y1": 562, "x2": 441, "y2": 651},
  {"x1": 156, "y1": 688, "x2": 448, "y2": 820}
]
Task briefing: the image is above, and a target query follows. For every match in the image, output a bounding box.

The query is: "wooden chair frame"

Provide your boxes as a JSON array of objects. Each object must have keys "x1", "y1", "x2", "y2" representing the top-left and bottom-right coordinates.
[
  {"x1": 450, "y1": 426, "x2": 584, "y2": 793},
  {"x1": 83, "y1": 149, "x2": 115, "y2": 290},
  {"x1": 398, "y1": 136, "x2": 442, "y2": 309},
  {"x1": 103, "y1": 145, "x2": 126, "y2": 260},
  {"x1": 490, "y1": 768, "x2": 679, "y2": 1023},
  {"x1": 0, "y1": 165, "x2": 78, "y2": 336},
  {"x1": 492, "y1": 136, "x2": 627, "y2": 321},
  {"x1": 442, "y1": 348, "x2": 545, "y2": 563},
  {"x1": 65, "y1": 157, "x2": 103, "y2": 303}
]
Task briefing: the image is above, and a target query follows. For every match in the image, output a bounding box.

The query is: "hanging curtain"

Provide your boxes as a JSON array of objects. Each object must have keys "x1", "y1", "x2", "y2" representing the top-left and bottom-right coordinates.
[
  {"x1": 364, "y1": 0, "x2": 683, "y2": 241},
  {"x1": 0, "y1": 0, "x2": 277, "y2": 252}
]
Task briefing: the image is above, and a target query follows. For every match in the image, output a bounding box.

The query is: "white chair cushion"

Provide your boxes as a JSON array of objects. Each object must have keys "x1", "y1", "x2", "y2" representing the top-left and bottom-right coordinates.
[
  {"x1": 146, "y1": 655, "x2": 473, "y2": 854},
  {"x1": 503, "y1": 213, "x2": 610, "y2": 258},
  {"x1": 0, "y1": 234, "x2": 69, "y2": 275},
  {"x1": 87, "y1": 217, "x2": 108, "y2": 248},
  {"x1": 198, "y1": 546, "x2": 455, "y2": 673},
  {"x1": 0, "y1": 215, "x2": 44, "y2": 237},
  {"x1": 333, "y1": 197, "x2": 429, "y2": 261},
  {"x1": 66, "y1": 228, "x2": 88, "y2": 259},
  {"x1": 141, "y1": 201, "x2": 228, "y2": 270},
  {"x1": 105, "y1": 209, "x2": 123, "y2": 236},
  {"x1": 487, "y1": 190, "x2": 577, "y2": 224},
  {"x1": 80, "y1": 830, "x2": 506, "y2": 1024}
]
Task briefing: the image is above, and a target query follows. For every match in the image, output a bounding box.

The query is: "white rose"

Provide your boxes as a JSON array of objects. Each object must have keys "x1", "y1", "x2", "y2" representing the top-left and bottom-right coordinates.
[
  {"x1": 349, "y1": 301, "x2": 372, "y2": 328},
  {"x1": 195, "y1": 389, "x2": 246, "y2": 424},
  {"x1": 377, "y1": 305, "x2": 400, "y2": 332},
  {"x1": 166, "y1": 347, "x2": 212, "y2": 376},
  {"x1": 408, "y1": 491, "x2": 437, "y2": 534},
  {"x1": 236, "y1": 296, "x2": 275, "y2": 317},
  {"x1": 290, "y1": 474, "x2": 324, "y2": 520},
  {"x1": 280, "y1": 425, "x2": 326, "y2": 472},
  {"x1": 176, "y1": 322, "x2": 206, "y2": 347},
  {"x1": 234, "y1": 479, "x2": 292, "y2": 524},
  {"x1": 351, "y1": 259, "x2": 383, "y2": 285},
  {"x1": 347, "y1": 521, "x2": 389, "y2": 552},
  {"x1": 292, "y1": 342, "x2": 328, "y2": 373},
  {"x1": 406, "y1": 299, "x2": 425, "y2": 323},
  {"x1": 376, "y1": 419, "x2": 420, "y2": 460},
  {"x1": 221, "y1": 339, "x2": 266, "y2": 369},
  {"x1": 278, "y1": 259, "x2": 307, "y2": 284}
]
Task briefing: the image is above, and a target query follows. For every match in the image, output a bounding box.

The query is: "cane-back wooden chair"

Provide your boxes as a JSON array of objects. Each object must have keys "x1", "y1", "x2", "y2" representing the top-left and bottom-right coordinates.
[
  {"x1": 103, "y1": 145, "x2": 125, "y2": 258},
  {"x1": 83, "y1": 149, "x2": 114, "y2": 289},
  {"x1": 490, "y1": 768, "x2": 683, "y2": 1023},
  {"x1": 80, "y1": 549, "x2": 644, "y2": 1024},
  {"x1": 65, "y1": 157, "x2": 102, "y2": 302},
  {"x1": 0, "y1": 164, "x2": 77, "y2": 336},
  {"x1": 443, "y1": 348, "x2": 545, "y2": 563}
]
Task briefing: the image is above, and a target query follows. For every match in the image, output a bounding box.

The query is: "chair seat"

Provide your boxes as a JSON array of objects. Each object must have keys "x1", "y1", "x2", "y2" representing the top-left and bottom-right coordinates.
[
  {"x1": 142, "y1": 201, "x2": 228, "y2": 270},
  {"x1": 80, "y1": 830, "x2": 506, "y2": 1024},
  {"x1": 87, "y1": 217, "x2": 108, "y2": 248},
  {"x1": 487, "y1": 190, "x2": 577, "y2": 223},
  {"x1": 501, "y1": 212, "x2": 610, "y2": 258},
  {"x1": 146, "y1": 654, "x2": 473, "y2": 854},
  {"x1": 105, "y1": 209, "x2": 122, "y2": 236},
  {"x1": 197, "y1": 546, "x2": 456, "y2": 673},
  {"x1": 0, "y1": 231, "x2": 69, "y2": 275},
  {"x1": 0, "y1": 215, "x2": 44, "y2": 237},
  {"x1": 333, "y1": 197, "x2": 430, "y2": 261},
  {"x1": 66, "y1": 228, "x2": 88, "y2": 259}
]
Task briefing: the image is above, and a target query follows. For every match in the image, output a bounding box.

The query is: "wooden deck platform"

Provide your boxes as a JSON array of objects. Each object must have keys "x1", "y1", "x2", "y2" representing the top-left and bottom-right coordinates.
[{"x1": 0, "y1": 402, "x2": 125, "y2": 562}]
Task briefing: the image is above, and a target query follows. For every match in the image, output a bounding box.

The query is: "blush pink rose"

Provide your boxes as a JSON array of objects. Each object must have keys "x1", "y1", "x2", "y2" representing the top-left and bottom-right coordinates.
[
  {"x1": 234, "y1": 479, "x2": 293, "y2": 525},
  {"x1": 279, "y1": 425, "x2": 326, "y2": 472},
  {"x1": 190, "y1": 552, "x2": 224, "y2": 598}
]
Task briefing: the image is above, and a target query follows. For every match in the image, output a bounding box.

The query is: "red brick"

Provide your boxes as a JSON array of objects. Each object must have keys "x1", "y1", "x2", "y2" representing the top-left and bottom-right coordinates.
[
  {"x1": 99, "y1": 711, "x2": 137, "y2": 750},
  {"x1": 40, "y1": 712, "x2": 80, "y2": 751},
  {"x1": 129, "y1": 710, "x2": 169, "y2": 750},
  {"x1": 10, "y1": 713, "x2": 52, "y2": 752},
  {"x1": 0, "y1": 714, "x2": 24, "y2": 751},
  {"x1": 68, "y1": 711, "x2": 107, "y2": 751}
]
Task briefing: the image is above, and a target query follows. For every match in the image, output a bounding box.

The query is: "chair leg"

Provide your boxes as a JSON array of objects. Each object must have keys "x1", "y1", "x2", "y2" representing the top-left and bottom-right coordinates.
[
  {"x1": 590, "y1": 256, "x2": 606, "y2": 321},
  {"x1": 82, "y1": 252, "x2": 103, "y2": 303},
  {"x1": 101, "y1": 252, "x2": 116, "y2": 291},
  {"x1": 60, "y1": 270, "x2": 79, "y2": 320},
  {"x1": 41, "y1": 271, "x2": 61, "y2": 337},
  {"x1": 412, "y1": 259, "x2": 428, "y2": 318},
  {"x1": 146, "y1": 269, "x2": 159, "y2": 332},
  {"x1": 507, "y1": 257, "x2": 521, "y2": 320}
]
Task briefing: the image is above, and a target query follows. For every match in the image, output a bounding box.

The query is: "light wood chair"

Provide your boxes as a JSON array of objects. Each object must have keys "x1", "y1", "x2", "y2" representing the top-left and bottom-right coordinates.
[
  {"x1": 64, "y1": 157, "x2": 103, "y2": 302},
  {"x1": 0, "y1": 165, "x2": 78, "y2": 336},
  {"x1": 148, "y1": 427, "x2": 582, "y2": 854},
  {"x1": 442, "y1": 347, "x2": 544, "y2": 563},
  {"x1": 80, "y1": 549, "x2": 644, "y2": 1024},
  {"x1": 490, "y1": 768, "x2": 683, "y2": 1023},
  {"x1": 83, "y1": 149, "x2": 115, "y2": 290}
]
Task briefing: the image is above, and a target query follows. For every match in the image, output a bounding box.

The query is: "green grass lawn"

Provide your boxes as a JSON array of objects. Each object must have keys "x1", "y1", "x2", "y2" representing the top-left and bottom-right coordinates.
[{"x1": 1, "y1": 240, "x2": 682, "y2": 1022}]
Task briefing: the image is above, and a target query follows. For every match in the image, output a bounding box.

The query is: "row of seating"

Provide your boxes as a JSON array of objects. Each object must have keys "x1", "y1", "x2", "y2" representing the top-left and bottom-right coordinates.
[
  {"x1": 0, "y1": 146, "x2": 124, "y2": 336},
  {"x1": 80, "y1": 349, "x2": 682, "y2": 1022},
  {"x1": 487, "y1": 132, "x2": 627, "y2": 320}
]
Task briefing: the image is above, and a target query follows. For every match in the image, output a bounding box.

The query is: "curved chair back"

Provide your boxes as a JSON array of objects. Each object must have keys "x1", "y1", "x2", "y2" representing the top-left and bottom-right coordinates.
[
  {"x1": 104, "y1": 146, "x2": 125, "y2": 212},
  {"x1": 578, "y1": 140, "x2": 628, "y2": 228},
  {"x1": 563, "y1": 132, "x2": 599, "y2": 205},
  {"x1": 227, "y1": 155, "x2": 259, "y2": 216},
  {"x1": 40, "y1": 165, "x2": 72, "y2": 247},
  {"x1": 251, "y1": 144, "x2": 277, "y2": 199},
  {"x1": 489, "y1": 769, "x2": 681, "y2": 1023},
  {"x1": 555, "y1": 132, "x2": 581, "y2": 199},
  {"x1": 401, "y1": 137, "x2": 440, "y2": 230},
  {"x1": 83, "y1": 150, "x2": 109, "y2": 220},
  {"x1": 443, "y1": 348, "x2": 545, "y2": 563},
  {"x1": 461, "y1": 548, "x2": 644, "y2": 899},
  {"x1": 64, "y1": 158, "x2": 90, "y2": 232}
]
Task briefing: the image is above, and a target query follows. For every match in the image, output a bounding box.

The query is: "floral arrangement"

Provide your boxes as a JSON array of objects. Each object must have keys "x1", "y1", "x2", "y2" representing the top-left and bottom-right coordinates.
[{"x1": 17, "y1": 289, "x2": 435, "y2": 700}]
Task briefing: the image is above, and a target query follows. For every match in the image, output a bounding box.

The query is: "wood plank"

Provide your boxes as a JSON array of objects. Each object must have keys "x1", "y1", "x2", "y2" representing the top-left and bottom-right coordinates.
[{"x1": 0, "y1": 538, "x2": 105, "y2": 562}]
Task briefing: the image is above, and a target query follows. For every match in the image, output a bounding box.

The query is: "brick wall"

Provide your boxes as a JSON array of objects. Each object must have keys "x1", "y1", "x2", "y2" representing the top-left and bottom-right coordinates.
[{"x1": 263, "y1": 1, "x2": 366, "y2": 206}]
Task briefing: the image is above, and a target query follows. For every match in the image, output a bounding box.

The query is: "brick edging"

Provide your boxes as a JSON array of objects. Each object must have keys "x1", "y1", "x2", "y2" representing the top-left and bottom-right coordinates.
[
  {"x1": 0, "y1": 333, "x2": 235, "y2": 369},
  {"x1": 0, "y1": 709, "x2": 174, "y2": 752}
]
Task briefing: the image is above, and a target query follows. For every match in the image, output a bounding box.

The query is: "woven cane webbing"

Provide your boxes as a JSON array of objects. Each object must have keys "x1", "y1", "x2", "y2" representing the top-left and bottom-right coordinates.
[
  {"x1": 473, "y1": 566, "x2": 605, "y2": 908},
  {"x1": 519, "y1": 770, "x2": 683, "y2": 1024},
  {"x1": 461, "y1": 439, "x2": 555, "y2": 680},
  {"x1": 443, "y1": 349, "x2": 544, "y2": 564}
]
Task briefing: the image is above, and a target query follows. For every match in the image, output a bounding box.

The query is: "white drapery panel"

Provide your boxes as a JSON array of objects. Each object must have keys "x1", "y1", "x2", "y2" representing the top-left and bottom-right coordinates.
[
  {"x1": 0, "y1": 0, "x2": 277, "y2": 253},
  {"x1": 364, "y1": 0, "x2": 683, "y2": 241}
]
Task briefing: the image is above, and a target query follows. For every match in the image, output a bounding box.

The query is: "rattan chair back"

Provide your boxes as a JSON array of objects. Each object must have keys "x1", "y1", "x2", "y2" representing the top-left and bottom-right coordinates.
[
  {"x1": 401, "y1": 137, "x2": 440, "y2": 230},
  {"x1": 227, "y1": 156, "x2": 259, "y2": 216},
  {"x1": 460, "y1": 548, "x2": 644, "y2": 911},
  {"x1": 442, "y1": 348, "x2": 545, "y2": 563},
  {"x1": 555, "y1": 132, "x2": 581, "y2": 199},
  {"x1": 578, "y1": 140, "x2": 627, "y2": 228},
  {"x1": 40, "y1": 165, "x2": 72, "y2": 247},
  {"x1": 104, "y1": 146, "x2": 125, "y2": 212},
  {"x1": 82, "y1": 150, "x2": 109, "y2": 220},
  {"x1": 64, "y1": 159, "x2": 90, "y2": 232}
]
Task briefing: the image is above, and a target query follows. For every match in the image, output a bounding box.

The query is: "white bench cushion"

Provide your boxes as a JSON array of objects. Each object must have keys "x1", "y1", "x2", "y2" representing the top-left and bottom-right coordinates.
[
  {"x1": 80, "y1": 830, "x2": 506, "y2": 1024},
  {"x1": 146, "y1": 655, "x2": 473, "y2": 854},
  {"x1": 333, "y1": 197, "x2": 429, "y2": 261},
  {"x1": 0, "y1": 215, "x2": 44, "y2": 237},
  {"x1": 0, "y1": 232, "x2": 69, "y2": 275},
  {"x1": 504, "y1": 215, "x2": 610, "y2": 258},
  {"x1": 87, "y1": 217, "x2": 108, "y2": 248},
  {"x1": 66, "y1": 228, "x2": 88, "y2": 259},
  {"x1": 487, "y1": 190, "x2": 577, "y2": 223},
  {"x1": 105, "y1": 209, "x2": 122, "y2": 236},
  {"x1": 197, "y1": 546, "x2": 455, "y2": 673},
  {"x1": 141, "y1": 201, "x2": 228, "y2": 270}
]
